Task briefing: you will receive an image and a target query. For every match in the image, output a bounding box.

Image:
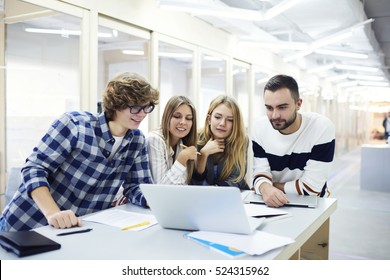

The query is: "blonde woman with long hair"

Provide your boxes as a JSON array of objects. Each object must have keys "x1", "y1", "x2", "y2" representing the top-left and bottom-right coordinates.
[
  {"x1": 148, "y1": 95, "x2": 198, "y2": 184},
  {"x1": 192, "y1": 95, "x2": 249, "y2": 190}
]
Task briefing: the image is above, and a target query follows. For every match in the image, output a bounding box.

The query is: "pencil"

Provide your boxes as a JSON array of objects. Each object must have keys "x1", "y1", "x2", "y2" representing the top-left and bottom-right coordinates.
[
  {"x1": 180, "y1": 143, "x2": 201, "y2": 155},
  {"x1": 121, "y1": 221, "x2": 150, "y2": 231}
]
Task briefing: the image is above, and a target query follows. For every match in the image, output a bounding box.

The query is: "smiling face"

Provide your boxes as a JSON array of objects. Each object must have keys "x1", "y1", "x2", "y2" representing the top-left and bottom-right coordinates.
[
  {"x1": 109, "y1": 102, "x2": 150, "y2": 136},
  {"x1": 169, "y1": 104, "x2": 193, "y2": 144},
  {"x1": 264, "y1": 87, "x2": 302, "y2": 134},
  {"x1": 208, "y1": 103, "x2": 234, "y2": 140}
]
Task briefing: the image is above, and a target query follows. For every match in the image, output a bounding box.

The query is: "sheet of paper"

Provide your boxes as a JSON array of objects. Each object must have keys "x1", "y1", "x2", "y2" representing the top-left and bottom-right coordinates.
[
  {"x1": 187, "y1": 230, "x2": 295, "y2": 256},
  {"x1": 83, "y1": 209, "x2": 157, "y2": 231}
]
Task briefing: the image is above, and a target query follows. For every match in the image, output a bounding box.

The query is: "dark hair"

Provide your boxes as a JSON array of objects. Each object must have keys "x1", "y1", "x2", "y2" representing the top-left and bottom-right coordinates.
[
  {"x1": 264, "y1": 74, "x2": 300, "y2": 102},
  {"x1": 102, "y1": 72, "x2": 159, "y2": 121}
]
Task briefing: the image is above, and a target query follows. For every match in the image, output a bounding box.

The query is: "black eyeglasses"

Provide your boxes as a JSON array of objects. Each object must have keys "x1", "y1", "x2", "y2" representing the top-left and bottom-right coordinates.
[{"x1": 127, "y1": 103, "x2": 155, "y2": 114}]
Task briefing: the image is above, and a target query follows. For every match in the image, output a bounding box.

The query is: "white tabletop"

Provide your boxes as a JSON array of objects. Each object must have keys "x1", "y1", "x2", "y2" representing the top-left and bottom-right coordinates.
[{"x1": 0, "y1": 197, "x2": 337, "y2": 260}]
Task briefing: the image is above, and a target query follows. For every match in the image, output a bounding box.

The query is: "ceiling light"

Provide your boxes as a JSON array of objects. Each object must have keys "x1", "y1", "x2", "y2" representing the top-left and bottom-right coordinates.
[
  {"x1": 283, "y1": 19, "x2": 373, "y2": 62},
  {"x1": 335, "y1": 64, "x2": 379, "y2": 72},
  {"x1": 348, "y1": 74, "x2": 384, "y2": 81},
  {"x1": 25, "y1": 28, "x2": 112, "y2": 38},
  {"x1": 203, "y1": 56, "x2": 223, "y2": 61},
  {"x1": 359, "y1": 81, "x2": 389, "y2": 87},
  {"x1": 122, "y1": 50, "x2": 145, "y2": 55},
  {"x1": 159, "y1": 52, "x2": 192, "y2": 58},
  {"x1": 315, "y1": 49, "x2": 368, "y2": 59},
  {"x1": 159, "y1": 0, "x2": 302, "y2": 21},
  {"x1": 284, "y1": 32, "x2": 353, "y2": 62},
  {"x1": 159, "y1": 4, "x2": 264, "y2": 21},
  {"x1": 25, "y1": 28, "x2": 81, "y2": 36},
  {"x1": 311, "y1": 32, "x2": 353, "y2": 49}
]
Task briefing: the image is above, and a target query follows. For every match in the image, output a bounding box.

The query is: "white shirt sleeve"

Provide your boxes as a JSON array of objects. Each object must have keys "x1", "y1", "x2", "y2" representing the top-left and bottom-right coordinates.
[{"x1": 147, "y1": 131, "x2": 187, "y2": 185}]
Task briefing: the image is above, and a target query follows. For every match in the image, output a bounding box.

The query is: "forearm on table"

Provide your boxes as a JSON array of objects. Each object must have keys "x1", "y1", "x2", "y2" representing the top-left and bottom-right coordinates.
[{"x1": 31, "y1": 186, "x2": 61, "y2": 218}]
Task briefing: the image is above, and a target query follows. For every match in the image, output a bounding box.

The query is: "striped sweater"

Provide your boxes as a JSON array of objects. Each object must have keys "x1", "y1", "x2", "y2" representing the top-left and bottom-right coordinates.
[{"x1": 252, "y1": 112, "x2": 335, "y2": 197}]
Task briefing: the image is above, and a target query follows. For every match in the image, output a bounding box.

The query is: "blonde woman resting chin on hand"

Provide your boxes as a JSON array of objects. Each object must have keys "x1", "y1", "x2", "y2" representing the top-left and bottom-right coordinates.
[{"x1": 192, "y1": 95, "x2": 249, "y2": 190}]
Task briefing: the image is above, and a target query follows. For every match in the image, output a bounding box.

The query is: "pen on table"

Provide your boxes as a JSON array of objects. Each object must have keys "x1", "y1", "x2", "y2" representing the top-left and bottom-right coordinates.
[
  {"x1": 121, "y1": 221, "x2": 150, "y2": 231},
  {"x1": 57, "y1": 228, "x2": 93, "y2": 236},
  {"x1": 179, "y1": 144, "x2": 201, "y2": 155}
]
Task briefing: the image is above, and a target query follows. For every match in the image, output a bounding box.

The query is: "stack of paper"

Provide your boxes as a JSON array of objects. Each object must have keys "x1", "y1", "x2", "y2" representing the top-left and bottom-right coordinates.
[
  {"x1": 184, "y1": 233, "x2": 247, "y2": 258},
  {"x1": 185, "y1": 230, "x2": 294, "y2": 257},
  {"x1": 83, "y1": 209, "x2": 157, "y2": 231}
]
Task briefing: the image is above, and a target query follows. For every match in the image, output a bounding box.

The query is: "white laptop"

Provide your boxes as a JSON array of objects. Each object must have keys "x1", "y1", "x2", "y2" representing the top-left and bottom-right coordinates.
[
  {"x1": 243, "y1": 191, "x2": 318, "y2": 208},
  {"x1": 140, "y1": 184, "x2": 264, "y2": 234}
]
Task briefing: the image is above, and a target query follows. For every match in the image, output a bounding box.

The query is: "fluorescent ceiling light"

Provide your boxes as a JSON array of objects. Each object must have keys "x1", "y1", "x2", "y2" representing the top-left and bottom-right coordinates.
[
  {"x1": 25, "y1": 28, "x2": 112, "y2": 38},
  {"x1": 159, "y1": 52, "x2": 192, "y2": 58},
  {"x1": 311, "y1": 32, "x2": 353, "y2": 49},
  {"x1": 283, "y1": 19, "x2": 373, "y2": 62},
  {"x1": 315, "y1": 49, "x2": 368, "y2": 59},
  {"x1": 159, "y1": 4, "x2": 264, "y2": 21},
  {"x1": 122, "y1": 50, "x2": 145, "y2": 55},
  {"x1": 159, "y1": 0, "x2": 302, "y2": 21},
  {"x1": 335, "y1": 64, "x2": 379, "y2": 72},
  {"x1": 348, "y1": 74, "x2": 384, "y2": 81},
  {"x1": 358, "y1": 81, "x2": 389, "y2": 87},
  {"x1": 284, "y1": 32, "x2": 353, "y2": 62},
  {"x1": 203, "y1": 56, "x2": 223, "y2": 61},
  {"x1": 25, "y1": 28, "x2": 81, "y2": 36}
]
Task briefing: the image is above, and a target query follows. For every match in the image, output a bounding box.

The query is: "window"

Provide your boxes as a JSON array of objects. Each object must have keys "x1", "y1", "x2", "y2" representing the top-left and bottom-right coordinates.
[
  {"x1": 199, "y1": 53, "x2": 226, "y2": 126},
  {"x1": 98, "y1": 18, "x2": 151, "y2": 132},
  {"x1": 5, "y1": 11, "x2": 81, "y2": 168},
  {"x1": 158, "y1": 41, "x2": 193, "y2": 125}
]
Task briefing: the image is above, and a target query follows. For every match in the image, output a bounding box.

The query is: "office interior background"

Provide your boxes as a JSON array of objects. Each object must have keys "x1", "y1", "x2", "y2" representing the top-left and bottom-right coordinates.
[{"x1": 0, "y1": 0, "x2": 389, "y2": 259}]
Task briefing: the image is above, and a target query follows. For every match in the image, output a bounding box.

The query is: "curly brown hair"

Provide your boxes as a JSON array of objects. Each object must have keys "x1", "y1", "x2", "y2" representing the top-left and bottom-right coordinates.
[{"x1": 103, "y1": 72, "x2": 159, "y2": 121}]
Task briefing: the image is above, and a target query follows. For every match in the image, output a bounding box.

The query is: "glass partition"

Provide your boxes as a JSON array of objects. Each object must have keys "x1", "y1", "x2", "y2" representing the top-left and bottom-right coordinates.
[
  {"x1": 158, "y1": 41, "x2": 193, "y2": 125},
  {"x1": 199, "y1": 53, "x2": 226, "y2": 126},
  {"x1": 253, "y1": 70, "x2": 269, "y2": 121},
  {"x1": 98, "y1": 19, "x2": 150, "y2": 132},
  {"x1": 232, "y1": 62, "x2": 250, "y2": 128},
  {"x1": 6, "y1": 11, "x2": 81, "y2": 168}
]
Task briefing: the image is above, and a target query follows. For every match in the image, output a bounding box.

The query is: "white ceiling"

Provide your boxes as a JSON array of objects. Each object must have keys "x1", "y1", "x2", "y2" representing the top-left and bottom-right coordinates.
[{"x1": 158, "y1": 0, "x2": 390, "y2": 96}]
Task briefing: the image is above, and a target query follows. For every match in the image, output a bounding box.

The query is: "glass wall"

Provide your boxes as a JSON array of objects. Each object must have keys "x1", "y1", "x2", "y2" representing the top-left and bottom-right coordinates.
[
  {"x1": 253, "y1": 70, "x2": 269, "y2": 121},
  {"x1": 6, "y1": 11, "x2": 81, "y2": 168},
  {"x1": 97, "y1": 17, "x2": 150, "y2": 131},
  {"x1": 199, "y1": 53, "x2": 226, "y2": 127},
  {"x1": 158, "y1": 41, "x2": 193, "y2": 126},
  {"x1": 232, "y1": 61, "x2": 250, "y2": 128}
]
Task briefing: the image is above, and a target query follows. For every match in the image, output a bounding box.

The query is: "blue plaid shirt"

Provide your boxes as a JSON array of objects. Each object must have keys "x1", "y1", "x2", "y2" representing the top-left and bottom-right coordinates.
[{"x1": 0, "y1": 111, "x2": 152, "y2": 231}]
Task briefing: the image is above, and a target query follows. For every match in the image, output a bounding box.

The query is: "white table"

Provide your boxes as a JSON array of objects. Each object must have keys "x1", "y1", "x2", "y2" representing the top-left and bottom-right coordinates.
[{"x1": 0, "y1": 197, "x2": 337, "y2": 260}]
